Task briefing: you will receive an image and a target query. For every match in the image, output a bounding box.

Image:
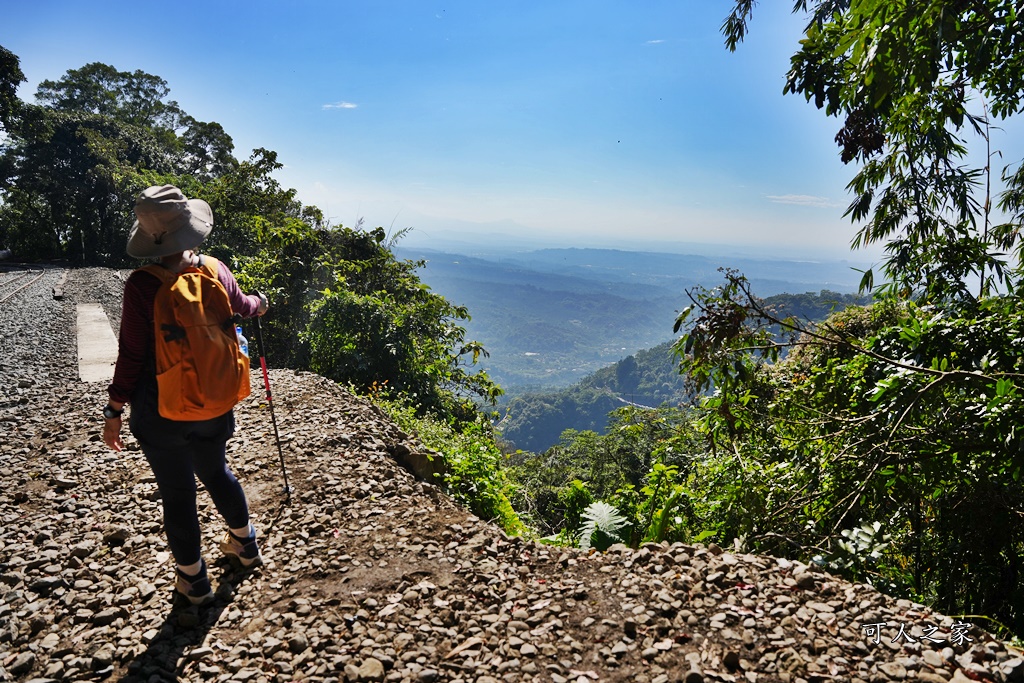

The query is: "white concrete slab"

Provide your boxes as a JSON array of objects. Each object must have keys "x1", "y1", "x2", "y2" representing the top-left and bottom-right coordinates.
[{"x1": 77, "y1": 303, "x2": 119, "y2": 383}]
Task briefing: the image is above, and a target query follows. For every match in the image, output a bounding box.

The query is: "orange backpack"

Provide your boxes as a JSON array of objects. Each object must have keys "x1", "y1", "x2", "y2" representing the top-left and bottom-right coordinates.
[{"x1": 140, "y1": 256, "x2": 251, "y2": 420}]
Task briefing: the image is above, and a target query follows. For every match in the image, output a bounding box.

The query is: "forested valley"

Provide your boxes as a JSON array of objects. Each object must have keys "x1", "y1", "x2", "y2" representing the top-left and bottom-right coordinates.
[
  {"x1": 5, "y1": 0, "x2": 1024, "y2": 641},
  {"x1": 497, "y1": 290, "x2": 869, "y2": 454}
]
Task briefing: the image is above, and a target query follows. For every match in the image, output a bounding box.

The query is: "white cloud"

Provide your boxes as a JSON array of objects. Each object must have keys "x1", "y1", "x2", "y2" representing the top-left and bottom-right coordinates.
[
  {"x1": 645, "y1": 39, "x2": 665, "y2": 45},
  {"x1": 323, "y1": 101, "x2": 358, "y2": 110},
  {"x1": 766, "y1": 194, "x2": 841, "y2": 208}
]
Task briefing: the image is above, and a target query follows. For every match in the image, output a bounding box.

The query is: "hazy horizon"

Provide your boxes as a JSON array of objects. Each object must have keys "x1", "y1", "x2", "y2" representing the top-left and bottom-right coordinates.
[{"x1": 394, "y1": 222, "x2": 885, "y2": 265}]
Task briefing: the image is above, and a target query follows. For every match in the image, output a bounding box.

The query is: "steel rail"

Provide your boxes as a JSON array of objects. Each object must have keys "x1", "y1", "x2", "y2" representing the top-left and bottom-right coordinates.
[{"x1": 0, "y1": 270, "x2": 46, "y2": 304}]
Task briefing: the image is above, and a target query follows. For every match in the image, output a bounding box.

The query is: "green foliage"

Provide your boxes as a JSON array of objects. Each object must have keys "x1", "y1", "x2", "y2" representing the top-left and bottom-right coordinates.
[
  {"x1": 535, "y1": 480, "x2": 595, "y2": 547},
  {"x1": 234, "y1": 218, "x2": 503, "y2": 423},
  {"x1": 0, "y1": 106, "x2": 176, "y2": 263},
  {"x1": 36, "y1": 62, "x2": 184, "y2": 131},
  {"x1": 638, "y1": 462, "x2": 687, "y2": 546},
  {"x1": 179, "y1": 117, "x2": 237, "y2": 181},
  {"x1": 557, "y1": 479, "x2": 593, "y2": 538},
  {"x1": 577, "y1": 501, "x2": 629, "y2": 551},
  {"x1": 707, "y1": 3, "x2": 1024, "y2": 633},
  {"x1": 507, "y1": 405, "x2": 702, "y2": 546},
  {"x1": 376, "y1": 397, "x2": 523, "y2": 536},
  {"x1": 674, "y1": 269, "x2": 1024, "y2": 633},
  {"x1": 0, "y1": 60, "x2": 233, "y2": 264},
  {"x1": 724, "y1": 0, "x2": 1024, "y2": 302},
  {"x1": 500, "y1": 388, "x2": 627, "y2": 455},
  {"x1": 298, "y1": 226, "x2": 501, "y2": 422},
  {"x1": 202, "y1": 148, "x2": 302, "y2": 259},
  {"x1": 0, "y1": 45, "x2": 25, "y2": 132},
  {"x1": 819, "y1": 522, "x2": 893, "y2": 584}
]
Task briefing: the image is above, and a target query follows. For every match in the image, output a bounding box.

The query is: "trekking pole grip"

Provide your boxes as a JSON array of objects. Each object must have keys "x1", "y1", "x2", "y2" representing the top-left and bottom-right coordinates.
[{"x1": 253, "y1": 315, "x2": 272, "y2": 399}]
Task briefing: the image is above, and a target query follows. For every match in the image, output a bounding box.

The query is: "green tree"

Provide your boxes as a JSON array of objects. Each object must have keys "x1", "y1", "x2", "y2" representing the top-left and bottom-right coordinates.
[
  {"x1": 725, "y1": 0, "x2": 1024, "y2": 300},
  {"x1": 0, "y1": 57, "x2": 241, "y2": 263},
  {"x1": 202, "y1": 148, "x2": 304, "y2": 261},
  {"x1": 508, "y1": 405, "x2": 698, "y2": 539},
  {"x1": 36, "y1": 62, "x2": 184, "y2": 133},
  {"x1": 0, "y1": 45, "x2": 25, "y2": 133},
  {"x1": 616, "y1": 354, "x2": 640, "y2": 394},
  {"x1": 675, "y1": 269, "x2": 1024, "y2": 634},
  {"x1": 301, "y1": 226, "x2": 501, "y2": 422},
  {"x1": 0, "y1": 106, "x2": 176, "y2": 263},
  {"x1": 671, "y1": 2, "x2": 1024, "y2": 635},
  {"x1": 179, "y1": 116, "x2": 237, "y2": 181}
]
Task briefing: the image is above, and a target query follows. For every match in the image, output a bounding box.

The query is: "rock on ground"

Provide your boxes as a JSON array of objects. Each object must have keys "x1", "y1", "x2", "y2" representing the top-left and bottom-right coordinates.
[{"x1": 0, "y1": 265, "x2": 1022, "y2": 683}]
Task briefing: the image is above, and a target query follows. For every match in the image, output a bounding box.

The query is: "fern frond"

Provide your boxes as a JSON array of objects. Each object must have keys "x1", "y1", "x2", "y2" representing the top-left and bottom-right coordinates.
[{"x1": 578, "y1": 501, "x2": 629, "y2": 550}]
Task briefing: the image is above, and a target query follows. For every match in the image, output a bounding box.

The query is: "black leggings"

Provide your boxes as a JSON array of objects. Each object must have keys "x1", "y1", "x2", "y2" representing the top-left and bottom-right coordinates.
[{"x1": 132, "y1": 410, "x2": 250, "y2": 566}]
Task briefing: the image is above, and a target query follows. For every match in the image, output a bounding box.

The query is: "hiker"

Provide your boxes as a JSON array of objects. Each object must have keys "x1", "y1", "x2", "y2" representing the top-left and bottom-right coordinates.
[{"x1": 103, "y1": 185, "x2": 269, "y2": 606}]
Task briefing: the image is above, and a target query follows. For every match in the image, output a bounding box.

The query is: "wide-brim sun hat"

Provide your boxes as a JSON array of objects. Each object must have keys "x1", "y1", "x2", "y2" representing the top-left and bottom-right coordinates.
[{"x1": 127, "y1": 185, "x2": 214, "y2": 258}]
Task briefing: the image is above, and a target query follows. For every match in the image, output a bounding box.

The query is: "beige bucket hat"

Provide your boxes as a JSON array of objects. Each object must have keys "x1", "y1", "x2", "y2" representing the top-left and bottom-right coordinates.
[{"x1": 127, "y1": 185, "x2": 214, "y2": 258}]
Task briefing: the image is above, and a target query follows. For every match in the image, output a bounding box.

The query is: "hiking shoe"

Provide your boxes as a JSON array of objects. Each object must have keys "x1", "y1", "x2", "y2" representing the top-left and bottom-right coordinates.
[
  {"x1": 175, "y1": 562, "x2": 214, "y2": 606},
  {"x1": 219, "y1": 526, "x2": 263, "y2": 568}
]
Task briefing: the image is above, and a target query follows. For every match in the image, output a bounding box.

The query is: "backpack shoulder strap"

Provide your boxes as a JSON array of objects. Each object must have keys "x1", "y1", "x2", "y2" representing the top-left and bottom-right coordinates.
[
  {"x1": 196, "y1": 255, "x2": 220, "y2": 280},
  {"x1": 138, "y1": 263, "x2": 176, "y2": 285},
  {"x1": 139, "y1": 256, "x2": 220, "y2": 282}
]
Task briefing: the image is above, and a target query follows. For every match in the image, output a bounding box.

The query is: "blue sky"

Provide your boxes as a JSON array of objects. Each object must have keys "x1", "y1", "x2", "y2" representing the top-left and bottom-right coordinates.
[{"x1": 7, "y1": 1, "x2": 1015, "y2": 260}]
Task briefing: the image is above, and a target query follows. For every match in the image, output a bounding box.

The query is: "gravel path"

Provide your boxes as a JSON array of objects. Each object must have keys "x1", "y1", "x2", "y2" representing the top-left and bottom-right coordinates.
[{"x1": 1, "y1": 265, "x2": 1022, "y2": 683}]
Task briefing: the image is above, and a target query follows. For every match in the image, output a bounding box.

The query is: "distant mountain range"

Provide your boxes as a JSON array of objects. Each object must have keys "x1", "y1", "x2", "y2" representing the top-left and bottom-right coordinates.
[{"x1": 396, "y1": 244, "x2": 871, "y2": 390}]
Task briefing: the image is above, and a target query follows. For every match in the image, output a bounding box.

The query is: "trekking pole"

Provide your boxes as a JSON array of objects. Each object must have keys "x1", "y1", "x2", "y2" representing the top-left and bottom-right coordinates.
[{"x1": 252, "y1": 313, "x2": 292, "y2": 501}]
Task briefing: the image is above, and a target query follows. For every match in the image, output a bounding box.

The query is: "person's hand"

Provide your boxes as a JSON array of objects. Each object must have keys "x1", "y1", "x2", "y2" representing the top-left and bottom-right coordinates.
[
  {"x1": 103, "y1": 416, "x2": 124, "y2": 452},
  {"x1": 255, "y1": 291, "x2": 269, "y2": 316}
]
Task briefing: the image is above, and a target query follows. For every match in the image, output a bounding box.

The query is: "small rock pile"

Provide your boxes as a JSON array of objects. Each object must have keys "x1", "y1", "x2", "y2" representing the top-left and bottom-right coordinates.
[{"x1": 1, "y1": 266, "x2": 1023, "y2": 683}]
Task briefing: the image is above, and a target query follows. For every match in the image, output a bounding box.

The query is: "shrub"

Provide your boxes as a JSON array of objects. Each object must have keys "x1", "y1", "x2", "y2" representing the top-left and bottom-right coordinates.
[{"x1": 375, "y1": 397, "x2": 523, "y2": 536}]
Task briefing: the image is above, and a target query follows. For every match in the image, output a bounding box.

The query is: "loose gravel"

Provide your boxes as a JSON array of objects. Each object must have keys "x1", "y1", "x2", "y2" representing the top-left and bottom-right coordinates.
[{"x1": 1, "y1": 265, "x2": 1022, "y2": 683}]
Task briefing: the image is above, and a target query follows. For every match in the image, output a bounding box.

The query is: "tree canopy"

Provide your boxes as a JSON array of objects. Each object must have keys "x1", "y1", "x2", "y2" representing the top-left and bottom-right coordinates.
[
  {"x1": 726, "y1": 0, "x2": 1024, "y2": 301},
  {"x1": 36, "y1": 62, "x2": 183, "y2": 131},
  {"x1": 0, "y1": 48, "x2": 500, "y2": 431},
  {"x1": 0, "y1": 57, "x2": 239, "y2": 264},
  {"x1": 654, "y1": 1, "x2": 1024, "y2": 635},
  {"x1": 0, "y1": 45, "x2": 24, "y2": 132}
]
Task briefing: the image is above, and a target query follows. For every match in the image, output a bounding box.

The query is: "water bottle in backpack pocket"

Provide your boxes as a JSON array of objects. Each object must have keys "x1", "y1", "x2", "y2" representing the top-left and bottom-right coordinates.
[{"x1": 236, "y1": 325, "x2": 249, "y2": 357}]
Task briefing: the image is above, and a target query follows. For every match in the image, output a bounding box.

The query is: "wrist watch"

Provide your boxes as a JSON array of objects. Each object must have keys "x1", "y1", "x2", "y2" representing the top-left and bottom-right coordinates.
[{"x1": 102, "y1": 404, "x2": 124, "y2": 420}]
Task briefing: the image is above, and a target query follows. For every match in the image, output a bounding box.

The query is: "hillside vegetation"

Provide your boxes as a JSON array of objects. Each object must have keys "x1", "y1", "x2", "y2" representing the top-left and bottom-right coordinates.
[{"x1": 499, "y1": 290, "x2": 868, "y2": 453}]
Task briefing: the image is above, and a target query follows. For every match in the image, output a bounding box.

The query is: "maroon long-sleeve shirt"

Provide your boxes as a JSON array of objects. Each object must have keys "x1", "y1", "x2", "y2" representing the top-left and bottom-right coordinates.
[{"x1": 108, "y1": 259, "x2": 261, "y2": 405}]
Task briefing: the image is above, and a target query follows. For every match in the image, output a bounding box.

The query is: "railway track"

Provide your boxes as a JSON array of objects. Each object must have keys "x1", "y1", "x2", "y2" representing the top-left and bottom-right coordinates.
[{"x1": 0, "y1": 268, "x2": 47, "y2": 304}]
